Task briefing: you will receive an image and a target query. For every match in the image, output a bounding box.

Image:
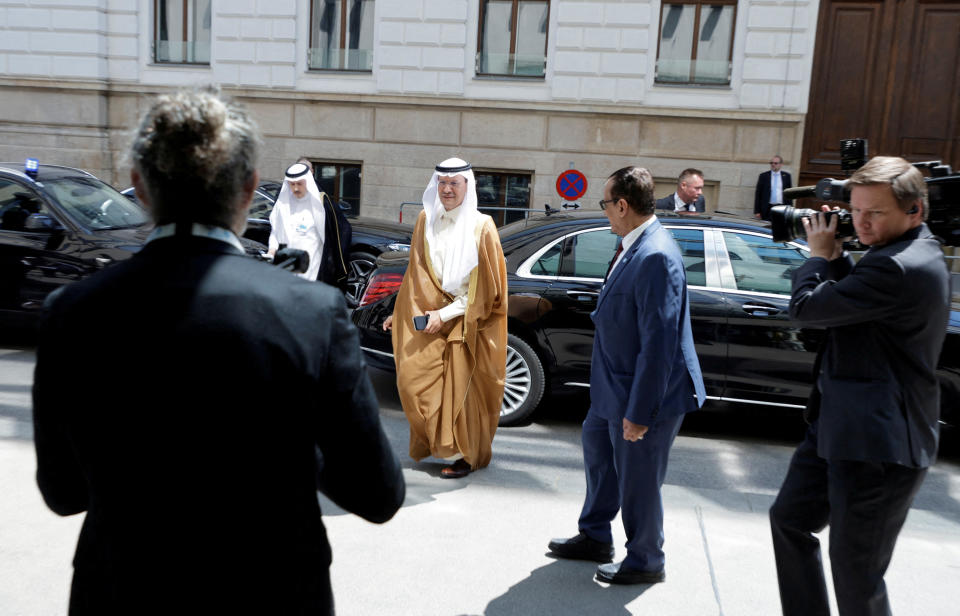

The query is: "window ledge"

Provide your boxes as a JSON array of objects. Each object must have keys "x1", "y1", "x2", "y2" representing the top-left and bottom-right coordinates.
[
  {"x1": 473, "y1": 74, "x2": 546, "y2": 83},
  {"x1": 653, "y1": 81, "x2": 732, "y2": 90},
  {"x1": 306, "y1": 69, "x2": 373, "y2": 75}
]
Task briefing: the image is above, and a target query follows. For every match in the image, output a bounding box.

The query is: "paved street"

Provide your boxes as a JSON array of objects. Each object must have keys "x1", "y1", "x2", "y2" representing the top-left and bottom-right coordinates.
[{"x1": 1, "y1": 344, "x2": 959, "y2": 615}]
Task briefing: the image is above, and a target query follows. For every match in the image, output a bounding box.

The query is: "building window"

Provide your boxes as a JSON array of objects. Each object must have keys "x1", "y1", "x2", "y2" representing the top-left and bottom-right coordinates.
[
  {"x1": 655, "y1": 1, "x2": 736, "y2": 85},
  {"x1": 313, "y1": 162, "x2": 363, "y2": 217},
  {"x1": 154, "y1": 0, "x2": 211, "y2": 64},
  {"x1": 309, "y1": 0, "x2": 375, "y2": 71},
  {"x1": 475, "y1": 170, "x2": 532, "y2": 226},
  {"x1": 476, "y1": 0, "x2": 549, "y2": 78}
]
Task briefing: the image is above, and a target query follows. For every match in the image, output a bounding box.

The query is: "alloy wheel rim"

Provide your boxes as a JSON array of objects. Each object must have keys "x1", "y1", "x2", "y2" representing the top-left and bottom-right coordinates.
[
  {"x1": 501, "y1": 345, "x2": 532, "y2": 418},
  {"x1": 345, "y1": 258, "x2": 376, "y2": 307}
]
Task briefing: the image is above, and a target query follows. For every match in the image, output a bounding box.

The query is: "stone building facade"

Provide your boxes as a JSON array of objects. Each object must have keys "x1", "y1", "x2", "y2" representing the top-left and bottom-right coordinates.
[{"x1": 0, "y1": 0, "x2": 817, "y2": 221}]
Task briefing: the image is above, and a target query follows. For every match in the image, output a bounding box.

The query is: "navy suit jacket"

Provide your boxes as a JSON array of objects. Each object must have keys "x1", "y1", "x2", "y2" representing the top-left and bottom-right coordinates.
[
  {"x1": 589, "y1": 219, "x2": 705, "y2": 425},
  {"x1": 33, "y1": 234, "x2": 405, "y2": 614},
  {"x1": 789, "y1": 224, "x2": 949, "y2": 468},
  {"x1": 655, "y1": 193, "x2": 705, "y2": 213},
  {"x1": 754, "y1": 170, "x2": 792, "y2": 219}
]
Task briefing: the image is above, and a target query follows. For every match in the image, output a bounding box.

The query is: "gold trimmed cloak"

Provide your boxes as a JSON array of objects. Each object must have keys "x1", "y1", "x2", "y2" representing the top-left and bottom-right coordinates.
[{"x1": 391, "y1": 210, "x2": 508, "y2": 469}]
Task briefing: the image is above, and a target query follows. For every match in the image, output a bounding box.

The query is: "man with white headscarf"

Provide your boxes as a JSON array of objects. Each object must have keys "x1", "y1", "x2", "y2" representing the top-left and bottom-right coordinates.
[
  {"x1": 268, "y1": 162, "x2": 351, "y2": 288},
  {"x1": 383, "y1": 157, "x2": 508, "y2": 478}
]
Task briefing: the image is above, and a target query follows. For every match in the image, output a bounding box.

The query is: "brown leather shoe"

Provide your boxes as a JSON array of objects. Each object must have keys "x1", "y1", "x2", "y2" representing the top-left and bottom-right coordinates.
[{"x1": 441, "y1": 459, "x2": 471, "y2": 479}]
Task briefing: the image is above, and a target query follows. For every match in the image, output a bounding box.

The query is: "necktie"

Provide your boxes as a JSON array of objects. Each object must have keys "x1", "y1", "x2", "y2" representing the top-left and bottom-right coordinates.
[{"x1": 605, "y1": 243, "x2": 623, "y2": 281}]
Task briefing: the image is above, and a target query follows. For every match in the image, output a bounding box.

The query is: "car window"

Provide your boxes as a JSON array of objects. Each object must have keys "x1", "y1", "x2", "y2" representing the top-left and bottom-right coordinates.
[
  {"x1": 569, "y1": 229, "x2": 620, "y2": 278},
  {"x1": 41, "y1": 176, "x2": 148, "y2": 230},
  {"x1": 0, "y1": 179, "x2": 54, "y2": 232},
  {"x1": 722, "y1": 231, "x2": 807, "y2": 295},
  {"x1": 249, "y1": 190, "x2": 275, "y2": 220},
  {"x1": 531, "y1": 242, "x2": 562, "y2": 276},
  {"x1": 666, "y1": 227, "x2": 706, "y2": 287}
]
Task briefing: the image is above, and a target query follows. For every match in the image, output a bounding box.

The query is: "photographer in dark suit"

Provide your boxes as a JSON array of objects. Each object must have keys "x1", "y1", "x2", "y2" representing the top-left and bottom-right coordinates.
[
  {"x1": 754, "y1": 155, "x2": 792, "y2": 220},
  {"x1": 769, "y1": 156, "x2": 949, "y2": 616},
  {"x1": 32, "y1": 88, "x2": 405, "y2": 615}
]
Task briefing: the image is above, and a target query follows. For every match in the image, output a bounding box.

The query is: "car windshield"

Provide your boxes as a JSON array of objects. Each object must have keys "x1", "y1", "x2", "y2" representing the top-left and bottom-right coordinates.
[{"x1": 41, "y1": 176, "x2": 149, "y2": 230}]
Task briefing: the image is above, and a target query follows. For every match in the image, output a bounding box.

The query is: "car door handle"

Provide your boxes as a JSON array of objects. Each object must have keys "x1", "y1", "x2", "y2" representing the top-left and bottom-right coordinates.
[
  {"x1": 741, "y1": 303, "x2": 781, "y2": 317},
  {"x1": 567, "y1": 290, "x2": 599, "y2": 301}
]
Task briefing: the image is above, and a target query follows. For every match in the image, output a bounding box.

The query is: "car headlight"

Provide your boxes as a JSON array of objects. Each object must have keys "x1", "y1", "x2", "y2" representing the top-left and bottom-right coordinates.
[{"x1": 386, "y1": 243, "x2": 410, "y2": 252}]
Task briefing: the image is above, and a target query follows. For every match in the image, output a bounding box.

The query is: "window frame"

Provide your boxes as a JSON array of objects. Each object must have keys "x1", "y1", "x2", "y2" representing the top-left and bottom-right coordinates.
[
  {"x1": 473, "y1": 169, "x2": 534, "y2": 226},
  {"x1": 308, "y1": 0, "x2": 375, "y2": 72},
  {"x1": 153, "y1": 0, "x2": 211, "y2": 65},
  {"x1": 654, "y1": 0, "x2": 737, "y2": 86},
  {"x1": 476, "y1": 0, "x2": 550, "y2": 79},
  {"x1": 310, "y1": 160, "x2": 363, "y2": 217}
]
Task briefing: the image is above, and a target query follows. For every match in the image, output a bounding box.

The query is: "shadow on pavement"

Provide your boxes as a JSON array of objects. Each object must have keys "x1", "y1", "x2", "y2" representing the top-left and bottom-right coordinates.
[{"x1": 484, "y1": 559, "x2": 650, "y2": 615}]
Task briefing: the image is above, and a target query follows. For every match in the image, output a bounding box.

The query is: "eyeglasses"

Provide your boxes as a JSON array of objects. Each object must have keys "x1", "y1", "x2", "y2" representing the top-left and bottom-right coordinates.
[
  {"x1": 598, "y1": 198, "x2": 617, "y2": 210},
  {"x1": 437, "y1": 180, "x2": 464, "y2": 189},
  {"x1": 769, "y1": 161, "x2": 782, "y2": 165}
]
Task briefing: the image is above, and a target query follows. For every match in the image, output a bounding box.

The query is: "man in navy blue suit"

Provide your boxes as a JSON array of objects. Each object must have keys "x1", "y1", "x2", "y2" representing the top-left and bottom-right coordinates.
[
  {"x1": 769, "y1": 156, "x2": 949, "y2": 615},
  {"x1": 548, "y1": 166, "x2": 705, "y2": 584}
]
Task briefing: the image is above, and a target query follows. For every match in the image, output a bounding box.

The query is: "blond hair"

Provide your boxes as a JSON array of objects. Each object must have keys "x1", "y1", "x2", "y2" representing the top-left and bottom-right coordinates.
[{"x1": 848, "y1": 156, "x2": 928, "y2": 219}]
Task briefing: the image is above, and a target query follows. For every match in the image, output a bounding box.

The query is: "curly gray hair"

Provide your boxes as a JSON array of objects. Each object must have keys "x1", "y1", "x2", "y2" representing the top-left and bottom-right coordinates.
[{"x1": 130, "y1": 87, "x2": 261, "y2": 229}]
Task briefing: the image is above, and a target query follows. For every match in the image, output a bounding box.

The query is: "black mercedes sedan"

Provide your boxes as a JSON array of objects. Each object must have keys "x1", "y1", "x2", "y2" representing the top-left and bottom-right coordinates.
[
  {"x1": 352, "y1": 210, "x2": 960, "y2": 430},
  {"x1": 0, "y1": 162, "x2": 272, "y2": 328}
]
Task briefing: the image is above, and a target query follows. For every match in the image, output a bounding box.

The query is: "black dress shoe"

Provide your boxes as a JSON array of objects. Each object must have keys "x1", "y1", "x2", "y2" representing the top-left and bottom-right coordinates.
[
  {"x1": 547, "y1": 532, "x2": 614, "y2": 563},
  {"x1": 441, "y1": 459, "x2": 471, "y2": 479},
  {"x1": 595, "y1": 561, "x2": 665, "y2": 585}
]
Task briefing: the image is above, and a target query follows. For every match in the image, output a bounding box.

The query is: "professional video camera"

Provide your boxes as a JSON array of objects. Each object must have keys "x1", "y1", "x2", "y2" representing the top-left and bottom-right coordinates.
[
  {"x1": 769, "y1": 139, "x2": 960, "y2": 246},
  {"x1": 256, "y1": 246, "x2": 310, "y2": 273}
]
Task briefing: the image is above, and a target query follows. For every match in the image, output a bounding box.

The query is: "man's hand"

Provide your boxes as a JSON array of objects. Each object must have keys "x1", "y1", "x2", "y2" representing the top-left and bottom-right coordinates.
[
  {"x1": 802, "y1": 206, "x2": 844, "y2": 261},
  {"x1": 382, "y1": 315, "x2": 393, "y2": 331},
  {"x1": 622, "y1": 418, "x2": 649, "y2": 442},
  {"x1": 423, "y1": 310, "x2": 443, "y2": 334}
]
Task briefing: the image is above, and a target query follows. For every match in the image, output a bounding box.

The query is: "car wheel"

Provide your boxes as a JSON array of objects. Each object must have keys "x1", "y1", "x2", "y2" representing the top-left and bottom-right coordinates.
[
  {"x1": 500, "y1": 333, "x2": 545, "y2": 427},
  {"x1": 345, "y1": 251, "x2": 377, "y2": 308}
]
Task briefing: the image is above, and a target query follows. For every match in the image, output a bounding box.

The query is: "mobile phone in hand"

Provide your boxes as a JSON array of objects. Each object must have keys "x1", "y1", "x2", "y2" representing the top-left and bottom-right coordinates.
[{"x1": 413, "y1": 315, "x2": 429, "y2": 330}]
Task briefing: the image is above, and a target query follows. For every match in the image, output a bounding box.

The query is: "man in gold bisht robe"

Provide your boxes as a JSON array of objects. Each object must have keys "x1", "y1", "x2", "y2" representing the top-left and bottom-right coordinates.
[{"x1": 382, "y1": 158, "x2": 507, "y2": 478}]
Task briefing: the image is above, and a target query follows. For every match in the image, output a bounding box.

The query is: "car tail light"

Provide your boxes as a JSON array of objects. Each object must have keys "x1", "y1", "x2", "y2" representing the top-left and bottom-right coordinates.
[{"x1": 358, "y1": 272, "x2": 403, "y2": 307}]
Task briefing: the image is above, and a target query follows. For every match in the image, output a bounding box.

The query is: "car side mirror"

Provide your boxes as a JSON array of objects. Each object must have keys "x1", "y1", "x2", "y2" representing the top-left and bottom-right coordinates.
[{"x1": 24, "y1": 213, "x2": 63, "y2": 231}]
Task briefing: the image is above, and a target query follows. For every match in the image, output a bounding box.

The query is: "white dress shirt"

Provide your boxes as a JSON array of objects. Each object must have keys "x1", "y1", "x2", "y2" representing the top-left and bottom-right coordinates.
[
  {"x1": 769, "y1": 171, "x2": 783, "y2": 204},
  {"x1": 672, "y1": 192, "x2": 697, "y2": 212},
  {"x1": 429, "y1": 205, "x2": 471, "y2": 322}
]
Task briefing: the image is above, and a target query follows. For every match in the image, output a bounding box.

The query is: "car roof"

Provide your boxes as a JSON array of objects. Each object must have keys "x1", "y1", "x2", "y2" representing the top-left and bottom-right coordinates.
[
  {"x1": 498, "y1": 208, "x2": 771, "y2": 239},
  {"x1": 0, "y1": 162, "x2": 97, "y2": 184}
]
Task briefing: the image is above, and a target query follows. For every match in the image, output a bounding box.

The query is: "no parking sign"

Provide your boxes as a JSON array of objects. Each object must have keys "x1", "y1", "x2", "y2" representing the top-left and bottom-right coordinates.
[{"x1": 555, "y1": 169, "x2": 587, "y2": 201}]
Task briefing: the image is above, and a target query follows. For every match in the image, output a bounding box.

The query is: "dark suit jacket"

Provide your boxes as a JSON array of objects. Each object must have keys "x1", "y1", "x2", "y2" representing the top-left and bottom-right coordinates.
[
  {"x1": 655, "y1": 193, "x2": 705, "y2": 213},
  {"x1": 789, "y1": 224, "x2": 949, "y2": 468},
  {"x1": 754, "y1": 170, "x2": 792, "y2": 219},
  {"x1": 590, "y1": 219, "x2": 705, "y2": 425},
  {"x1": 33, "y1": 233, "x2": 404, "y2": 614}
]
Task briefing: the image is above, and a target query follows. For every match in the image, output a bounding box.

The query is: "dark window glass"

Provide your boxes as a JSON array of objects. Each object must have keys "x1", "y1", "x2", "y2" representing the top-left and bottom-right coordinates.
[
  {"x1": 569, "y1": 230, "x2": 620, "y2": 279},
  {"x1": 667, "y1": 227, "x2": 707, "y2": 286},
  {"x1": 154, "y1": 0, "x2": 211, "y2": 64},
  {"x1": 310, "y1": 0, "x2": 375, "y2": 71},
  {"x1": 477, "y1": 0, "x2": 549, "y2": 77},
  {"x1": 531, "y1": 242, "x2": 562, "y2": 276},
  {"x1": 475, "y1": 170, "x2": 532, "y2": 226},
  {"x1": 656, "y1": 2, "x2": 736, "y2": 85},
  {"x1": 723, "y1": 232, "x2": 807, "y2": 295},
  {"x1": 314, "y1": 162, "x2": 362, "y2": 216}
]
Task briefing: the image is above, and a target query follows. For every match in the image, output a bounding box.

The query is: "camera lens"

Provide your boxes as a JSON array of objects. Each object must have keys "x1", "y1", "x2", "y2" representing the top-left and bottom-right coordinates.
[{"x1": 770, "y1": 206, "x2": 855, "y2": 242}]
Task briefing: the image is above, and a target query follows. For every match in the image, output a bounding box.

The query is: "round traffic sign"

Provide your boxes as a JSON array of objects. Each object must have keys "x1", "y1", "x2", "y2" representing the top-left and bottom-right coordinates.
[{"x1": 556, "y1": 169, "x2": 587, "y2": 201}]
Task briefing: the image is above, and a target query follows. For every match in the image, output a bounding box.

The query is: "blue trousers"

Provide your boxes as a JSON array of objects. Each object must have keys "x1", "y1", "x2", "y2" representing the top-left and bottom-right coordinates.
[
  {"x1": 577, "y1": 409, "x2": 684, "y2": 571},
  {"x1": 769, "y1": 423, "x2": 927, "y2": 616}
]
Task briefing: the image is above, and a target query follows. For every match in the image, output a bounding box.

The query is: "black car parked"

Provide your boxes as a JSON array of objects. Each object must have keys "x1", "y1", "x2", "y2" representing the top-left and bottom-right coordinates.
[
  {"x1": 0, "y1": 162, "x2": 273, "y2": 327},
  {"x1": 352, "y1": 210, "x2": 960, "y2": 429}
]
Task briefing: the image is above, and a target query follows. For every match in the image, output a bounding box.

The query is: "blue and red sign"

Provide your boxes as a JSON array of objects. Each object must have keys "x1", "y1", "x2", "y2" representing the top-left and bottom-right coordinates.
[{"x1": 556, "y1": 169, "x2": 587, "y2": 201}]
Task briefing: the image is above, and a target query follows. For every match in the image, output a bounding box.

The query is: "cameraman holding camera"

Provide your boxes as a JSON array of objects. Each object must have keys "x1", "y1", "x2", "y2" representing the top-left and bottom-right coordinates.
[{"x1": 769, "y1": 156, "x2": 950, "y2": 616}]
